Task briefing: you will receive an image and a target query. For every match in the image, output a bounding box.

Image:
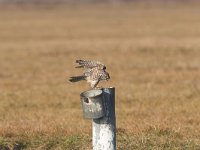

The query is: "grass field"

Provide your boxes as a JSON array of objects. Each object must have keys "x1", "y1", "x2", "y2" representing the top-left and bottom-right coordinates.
[{"x1": 0, "y1": 3, "x2": 200, "y2": 149}]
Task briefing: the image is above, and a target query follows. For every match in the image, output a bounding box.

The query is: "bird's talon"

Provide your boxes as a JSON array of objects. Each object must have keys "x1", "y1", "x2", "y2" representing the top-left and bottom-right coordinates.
[{"x1": 94, "y1": 87, "x2": 103, "y2": 90}]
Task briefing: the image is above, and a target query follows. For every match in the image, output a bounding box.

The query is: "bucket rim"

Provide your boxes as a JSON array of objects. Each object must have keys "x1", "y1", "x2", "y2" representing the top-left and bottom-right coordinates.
[{"x1": 80, "y1": 89, "x2": 103, "y2": 98}]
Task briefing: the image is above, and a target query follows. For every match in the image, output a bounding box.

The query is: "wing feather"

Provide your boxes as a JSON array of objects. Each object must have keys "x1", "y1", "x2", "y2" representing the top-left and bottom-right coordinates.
[{"x1": 75, "y1": 60, "x2": 106, "y2": 70}]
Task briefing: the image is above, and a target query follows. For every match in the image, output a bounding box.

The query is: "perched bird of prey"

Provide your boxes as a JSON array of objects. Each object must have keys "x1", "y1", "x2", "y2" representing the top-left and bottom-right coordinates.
[{"x1": 69, "y1": 60, "x2": 110, "y2": 89}]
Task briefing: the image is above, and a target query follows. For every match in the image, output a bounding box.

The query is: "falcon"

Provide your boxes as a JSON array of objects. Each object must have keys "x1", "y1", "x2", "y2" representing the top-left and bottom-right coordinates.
[{"x1": 69, "y1": 60, "x2": 110, "y2": 89}]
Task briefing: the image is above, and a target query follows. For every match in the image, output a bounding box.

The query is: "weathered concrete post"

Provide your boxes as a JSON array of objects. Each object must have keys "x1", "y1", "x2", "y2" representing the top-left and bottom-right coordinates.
[
  {"x1": 93, "y1": 87, "x2": 116, "y2": 150},
  {"x1": 80, "y1": 87, "x2": 116, "y2": 150}
]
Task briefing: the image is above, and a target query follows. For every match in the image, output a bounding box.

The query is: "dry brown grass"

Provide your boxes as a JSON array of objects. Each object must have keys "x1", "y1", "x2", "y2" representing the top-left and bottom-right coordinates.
[{"x1": 0, "y1": 3, "x2": 200, "y2": 149}]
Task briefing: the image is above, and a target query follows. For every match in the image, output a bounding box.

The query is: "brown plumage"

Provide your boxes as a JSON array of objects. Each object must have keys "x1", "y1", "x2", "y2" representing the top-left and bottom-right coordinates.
[{"x1": 69, "y1": 60, "x2": 110, "y2": 88}]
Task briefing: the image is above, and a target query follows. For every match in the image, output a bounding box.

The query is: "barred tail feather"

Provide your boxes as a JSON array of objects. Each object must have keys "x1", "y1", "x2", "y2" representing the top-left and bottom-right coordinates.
[{"x1": 69, "y1": 76, "x2": 86, "y2": 82}]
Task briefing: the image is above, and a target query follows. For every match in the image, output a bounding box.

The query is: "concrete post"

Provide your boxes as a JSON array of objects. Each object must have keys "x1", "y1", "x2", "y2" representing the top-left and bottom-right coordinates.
[{"x1": 92, "y1": 87, "x2": 116, "y2": 150}]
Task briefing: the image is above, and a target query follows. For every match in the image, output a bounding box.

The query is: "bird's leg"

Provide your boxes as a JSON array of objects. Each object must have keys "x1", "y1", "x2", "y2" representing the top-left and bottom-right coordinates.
[{"x1": 92, "y1": 80, "x2": 102, "y2": 90}]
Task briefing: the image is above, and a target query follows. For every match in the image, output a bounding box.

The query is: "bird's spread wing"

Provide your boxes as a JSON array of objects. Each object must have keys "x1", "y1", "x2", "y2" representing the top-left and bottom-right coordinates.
[{"x1": 75, "y1": 60, "x2": 106, "y2": 70}]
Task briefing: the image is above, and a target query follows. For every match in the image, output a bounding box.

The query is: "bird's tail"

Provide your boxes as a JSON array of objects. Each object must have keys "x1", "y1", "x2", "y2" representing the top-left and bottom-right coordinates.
[{"x1": 69, "y1": 76, "x2": 86, "y2": 82}]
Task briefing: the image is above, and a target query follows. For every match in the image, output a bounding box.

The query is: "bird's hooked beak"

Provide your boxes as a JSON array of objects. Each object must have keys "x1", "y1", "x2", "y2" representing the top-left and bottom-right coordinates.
[{"x1": 106, "y1": 73, "x2": 110, "y2": 81}]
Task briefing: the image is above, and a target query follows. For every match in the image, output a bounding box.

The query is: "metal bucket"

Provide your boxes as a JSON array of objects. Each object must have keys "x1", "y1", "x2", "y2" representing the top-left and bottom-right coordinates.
[{"x1": 80, "y1": 89, "x2": 105, "y2": 119}]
